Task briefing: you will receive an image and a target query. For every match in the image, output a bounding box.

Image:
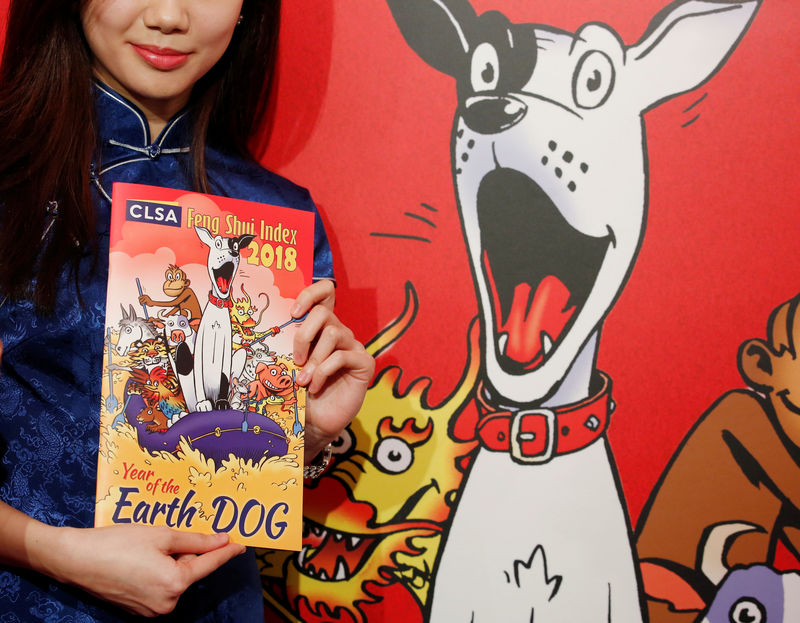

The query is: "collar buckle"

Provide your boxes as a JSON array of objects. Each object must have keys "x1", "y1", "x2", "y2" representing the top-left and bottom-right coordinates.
[{"x1": 510, "y1": 408, "x2": 556, "y2": 464}]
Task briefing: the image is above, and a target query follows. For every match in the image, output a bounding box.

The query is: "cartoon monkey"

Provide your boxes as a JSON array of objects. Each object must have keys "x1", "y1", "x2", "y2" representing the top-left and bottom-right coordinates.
[
  {"x1": 636, "y1": 293, "x2": 800, "y2": 622},
  {"x1": 138, "y1": 264, "x2": 202, "y2": 320}
]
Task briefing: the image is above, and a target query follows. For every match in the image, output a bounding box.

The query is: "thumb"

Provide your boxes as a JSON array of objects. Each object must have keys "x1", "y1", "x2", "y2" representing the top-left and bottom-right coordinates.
[{"x1": 163, "y1": 530, "x2": 230, "y2": 555}]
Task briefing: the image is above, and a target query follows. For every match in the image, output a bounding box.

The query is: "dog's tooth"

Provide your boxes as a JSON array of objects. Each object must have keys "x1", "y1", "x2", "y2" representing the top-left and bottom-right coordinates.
[
  {"x1": 541, "y1": 332, "x2": 554, "y2": 355},
  {"x1": 334, "y1": 559, "x2": 349, "y2": 581},
  {"x1": 498, "y1": 333, "x2": 509, "y2": 355}
]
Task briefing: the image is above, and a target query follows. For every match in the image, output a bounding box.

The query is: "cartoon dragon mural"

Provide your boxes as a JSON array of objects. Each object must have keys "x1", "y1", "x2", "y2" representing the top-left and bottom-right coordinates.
[{"x1": 259, "y1": 283, "x2": 480, "y2": 622}]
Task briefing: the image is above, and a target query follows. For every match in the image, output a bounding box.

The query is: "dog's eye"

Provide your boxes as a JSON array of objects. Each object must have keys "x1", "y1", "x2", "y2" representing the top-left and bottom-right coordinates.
[
  {"x1": 471, "y1": 42, "x2": 500, "y2": 92},
  {"x1": 572, "y1": 50, "x2": 615, "y2": 109},
  {"x1": 214, "y1": 238, "x2": 222, "y2": 249},
  {"x1": 374, "y1": 437, "x2": 414, "y2": 474}
]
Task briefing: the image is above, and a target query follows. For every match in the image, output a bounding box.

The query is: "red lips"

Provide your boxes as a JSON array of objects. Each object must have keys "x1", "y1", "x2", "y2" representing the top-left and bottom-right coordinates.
[{"x1": 131, "y1": 44, "x2": 190, "y2": 70}]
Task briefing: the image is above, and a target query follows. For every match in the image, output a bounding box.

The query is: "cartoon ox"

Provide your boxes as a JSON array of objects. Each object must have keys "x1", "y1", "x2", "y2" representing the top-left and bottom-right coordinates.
[
  {"x1": 386, "y1": 0, "x2": 760, "y2": 620},
  {"x1": 151, "y1": 309, "x2": 199, "y2": 416},
  {"x1": 153, "y1": 309, "x2": 198, "y2": 349}
]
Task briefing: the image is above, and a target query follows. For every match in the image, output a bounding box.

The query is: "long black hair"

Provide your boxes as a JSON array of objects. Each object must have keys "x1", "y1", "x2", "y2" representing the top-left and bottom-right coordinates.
[{"x1": 0, "y1": 0, "x2": 281, "y2": 310}]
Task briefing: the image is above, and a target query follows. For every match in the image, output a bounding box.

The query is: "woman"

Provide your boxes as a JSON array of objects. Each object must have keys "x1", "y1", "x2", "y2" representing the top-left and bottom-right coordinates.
[{"x1": 0, "y1": 0, "x2": 373, "y2": 619}]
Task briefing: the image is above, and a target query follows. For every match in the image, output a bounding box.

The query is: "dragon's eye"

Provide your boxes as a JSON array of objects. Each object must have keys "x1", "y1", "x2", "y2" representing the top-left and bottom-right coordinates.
[
  {"x1": 374, "y1": 437, "x2": 413, "y2": 474},
  {"x1": 572, "y1": 50, "x2": 614, "y2": 109},
  {"x1": 331, "y1": 428, "x2": 355, "y2": 456},
  {"x1": 471, "y1": 42, "x2": 500, "y2": 92}
]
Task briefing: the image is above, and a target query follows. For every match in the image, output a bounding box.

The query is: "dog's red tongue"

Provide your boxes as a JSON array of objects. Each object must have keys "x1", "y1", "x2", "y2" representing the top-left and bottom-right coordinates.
[
  {"x1": 216, "y1": 276, "x2": 230, "y2": 293},
  {"x1": 495, "y1": 274, "x2": 575, "y2": 368}
]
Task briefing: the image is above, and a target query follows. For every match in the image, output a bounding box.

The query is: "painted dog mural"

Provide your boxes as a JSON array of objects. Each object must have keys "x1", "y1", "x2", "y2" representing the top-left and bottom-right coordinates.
[
  {"x1": 0, "y1": 0, "x2": 791, "y2": 619},
  {"x1": 166, "y1": 0, "x2": 800, "y2": 623},
  {"x1": 247, "y1": 0, "x2": 800, "y2": 623},
  {"x1": 386, "y1": 0, "x2": 760, "y2": 620}
]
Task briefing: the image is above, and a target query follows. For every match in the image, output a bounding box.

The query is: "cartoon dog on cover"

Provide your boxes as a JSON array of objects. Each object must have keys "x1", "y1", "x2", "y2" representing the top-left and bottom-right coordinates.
[
  {"x1": 187, "y1": 226, "x2": 254, "y2": 411},
  {"x1": 386, "y1": 0, "x2": 760, "y2": 620}
]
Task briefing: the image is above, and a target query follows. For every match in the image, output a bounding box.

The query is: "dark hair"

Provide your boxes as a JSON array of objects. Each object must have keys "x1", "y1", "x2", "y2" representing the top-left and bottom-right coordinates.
[{"x1": 0, "y1": 0, "x2": 281, "y2": 310}]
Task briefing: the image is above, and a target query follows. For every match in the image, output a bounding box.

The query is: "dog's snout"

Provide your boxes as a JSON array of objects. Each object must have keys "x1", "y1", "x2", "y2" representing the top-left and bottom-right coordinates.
[{"x1": 462, "y1": 95, "x2": 526, "y2": 135}]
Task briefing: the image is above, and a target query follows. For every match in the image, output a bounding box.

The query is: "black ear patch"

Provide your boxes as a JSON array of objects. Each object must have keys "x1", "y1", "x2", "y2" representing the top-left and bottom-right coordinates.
[
  {"x1": 386, "y1": 0, "x2": 477, "y2": 78},
  {"x1": 175, "y1": 342, "x2": 194, "y2": 376},
  {"x1": 238, "y1": 234, "x2": 256, "y2": 250},
  {"x1": 467, "y1": 11, "x2": 538, "y2": 95}
]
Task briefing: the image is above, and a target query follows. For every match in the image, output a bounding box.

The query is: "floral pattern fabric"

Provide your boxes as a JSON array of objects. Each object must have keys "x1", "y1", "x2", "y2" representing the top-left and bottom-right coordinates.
[{"x1": 0, "y1": 82, "x2": 333, "y2": 622}]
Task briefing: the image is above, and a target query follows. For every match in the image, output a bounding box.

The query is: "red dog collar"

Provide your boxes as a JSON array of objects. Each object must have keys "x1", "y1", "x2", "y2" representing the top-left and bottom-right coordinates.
[
  {"x1": 474, "y1": 372, "x2": 613, "y2": 464},
  {"x1": 208, "y1": 291, "x2": 233, "y2": 308}
]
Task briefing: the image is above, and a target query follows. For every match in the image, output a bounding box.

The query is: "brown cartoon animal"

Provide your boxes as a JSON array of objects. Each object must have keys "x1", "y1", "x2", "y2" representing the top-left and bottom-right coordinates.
[
  {"x1": 636, "y1": 292, "x2": 800, "y2": 622},
  {"x1": 133, "y1": 401, "x2": 169, "y2": 433},
  {"x1": 138, "y1": 264, "x2": 202, "y2": 320}
]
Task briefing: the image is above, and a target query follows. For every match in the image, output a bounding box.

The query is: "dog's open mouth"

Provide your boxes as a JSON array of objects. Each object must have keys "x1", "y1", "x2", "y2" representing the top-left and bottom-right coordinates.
[
  {"x1": 477, "y1": 168, "x2": 609, "y2": 374},
  {"x1": 214, "y1": 262, "x2": 235, "y2": 295}
]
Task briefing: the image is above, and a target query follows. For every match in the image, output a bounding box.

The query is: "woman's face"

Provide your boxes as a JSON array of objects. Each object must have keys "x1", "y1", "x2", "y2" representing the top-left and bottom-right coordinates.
[{"x1": 81, "y1": 0, "x2": 244, "y2": 131}]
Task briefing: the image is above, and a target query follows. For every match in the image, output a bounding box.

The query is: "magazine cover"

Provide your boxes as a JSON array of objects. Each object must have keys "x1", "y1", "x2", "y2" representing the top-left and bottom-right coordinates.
[{"x1": 95, "y1": 182, "x2": 314, "y2": 549}]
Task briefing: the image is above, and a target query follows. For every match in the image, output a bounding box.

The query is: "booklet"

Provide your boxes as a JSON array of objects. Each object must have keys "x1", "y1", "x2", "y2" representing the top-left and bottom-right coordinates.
[{"x1": 95, "y1": 182, "x2": 314, "y2": 549}]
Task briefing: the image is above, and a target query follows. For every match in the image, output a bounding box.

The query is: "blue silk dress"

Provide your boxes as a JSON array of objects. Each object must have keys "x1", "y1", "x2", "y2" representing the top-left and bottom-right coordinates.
[{"x1": 0, "y1": 82, "x2": 334, "y2": 622}]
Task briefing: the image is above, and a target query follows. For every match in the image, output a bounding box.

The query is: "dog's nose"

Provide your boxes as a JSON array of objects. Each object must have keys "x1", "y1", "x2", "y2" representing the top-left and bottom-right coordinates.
[{"x1": 462, "y1": 95, "x2": 526, "y2": 134}]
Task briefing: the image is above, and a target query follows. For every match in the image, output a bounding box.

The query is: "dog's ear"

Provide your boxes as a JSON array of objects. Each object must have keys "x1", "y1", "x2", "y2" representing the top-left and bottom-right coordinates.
[
  {"x1": 194, "y1": 225, "x2": 215, "y2": 248},
  {"x1": 386, "y1": 0, "x2": 477, "y2": 77},
  {"x1": 627, "y1": 0, "x2": 760, "y2": 112},
  {"x1": 238, "y1": 234, "x2": 256, "y2": 249}
]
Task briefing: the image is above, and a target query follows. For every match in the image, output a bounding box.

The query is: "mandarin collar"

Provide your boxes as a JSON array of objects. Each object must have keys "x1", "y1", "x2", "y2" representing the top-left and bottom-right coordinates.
[{"x1": 93, "y1": 80, "x2": 192, "y2": 162}]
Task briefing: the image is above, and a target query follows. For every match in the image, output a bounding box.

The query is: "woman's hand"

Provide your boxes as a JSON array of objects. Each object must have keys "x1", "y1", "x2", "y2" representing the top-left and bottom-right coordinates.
[
  {"x1": 291, "y1": 280, "x2": 374, "y2": 461},
  {"x1": 0, "y1": 501, "x2": 244, "y2": 617},
  {"x1": 54, "y1": 525, "x2": 244, "y2": 617}
]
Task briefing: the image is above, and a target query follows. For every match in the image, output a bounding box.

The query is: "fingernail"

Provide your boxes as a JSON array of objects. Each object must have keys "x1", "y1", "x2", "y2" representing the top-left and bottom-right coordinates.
[
  {"x1": 296, "y1": 369, "x2": 310, "y2": 385},
  {"x1": 291, "y1": 303, "x2": 302, "y2": 317}
]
